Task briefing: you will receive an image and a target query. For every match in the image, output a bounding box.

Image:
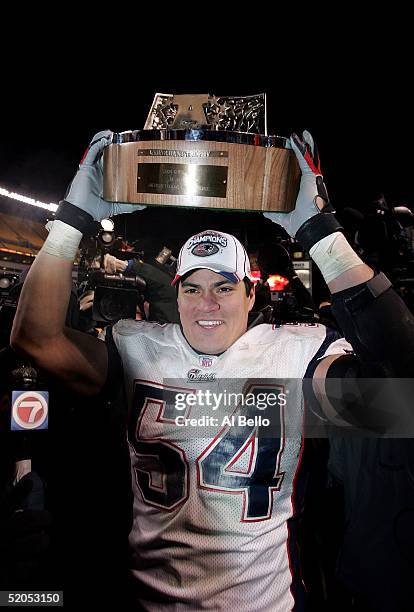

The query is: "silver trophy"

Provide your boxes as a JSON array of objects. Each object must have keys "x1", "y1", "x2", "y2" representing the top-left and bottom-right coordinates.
[{"x1": 103, "y1": 92, "x2": 299, "y2": 212}]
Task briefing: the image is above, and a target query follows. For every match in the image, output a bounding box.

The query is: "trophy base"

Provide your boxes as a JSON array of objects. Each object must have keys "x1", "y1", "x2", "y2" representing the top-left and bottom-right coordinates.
[{"x1": 103, "y1": 131, "x2": 300, "y2": 213}]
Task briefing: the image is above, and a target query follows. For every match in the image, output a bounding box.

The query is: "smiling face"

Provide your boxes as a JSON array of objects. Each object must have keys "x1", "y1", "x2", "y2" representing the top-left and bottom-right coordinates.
[{"x1": 177, "y1": 268, "x2": 255, "y2": 355}]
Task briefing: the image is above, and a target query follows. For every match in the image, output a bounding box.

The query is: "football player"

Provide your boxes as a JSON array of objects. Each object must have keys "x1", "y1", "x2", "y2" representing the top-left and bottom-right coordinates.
[{"x1": 11, "y1": 130, "x2": 414, "y2": 610}]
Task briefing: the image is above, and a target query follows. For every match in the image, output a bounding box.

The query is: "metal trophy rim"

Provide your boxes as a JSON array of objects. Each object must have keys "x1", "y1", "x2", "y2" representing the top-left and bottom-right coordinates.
[{"x1": 111, "y1": 129, "x2": 290, "y2": 149}]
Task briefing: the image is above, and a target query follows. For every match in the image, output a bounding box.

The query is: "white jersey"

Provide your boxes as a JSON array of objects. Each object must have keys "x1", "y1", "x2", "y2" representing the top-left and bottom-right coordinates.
[{"x1": 110, "y1": 320, "x2": 351, "y2": 611}]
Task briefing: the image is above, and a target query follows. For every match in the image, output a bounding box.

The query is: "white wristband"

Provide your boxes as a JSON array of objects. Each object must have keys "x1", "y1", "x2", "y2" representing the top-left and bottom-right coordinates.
[
  {"x1": 42, "y1": 220, "x2": 82, "y2": 260},
  {"x1": 309, "y1": 232, "x2": 364, "y2": 284}
]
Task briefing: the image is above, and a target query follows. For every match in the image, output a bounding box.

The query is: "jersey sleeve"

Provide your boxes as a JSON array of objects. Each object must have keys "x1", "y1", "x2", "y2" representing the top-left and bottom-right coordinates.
[
  {"x1": 303, "y1": 328, "x2": 354, "y2": 424},
  {"x1": 304, "y1": 328, "x2": 354, "y2": 380}
]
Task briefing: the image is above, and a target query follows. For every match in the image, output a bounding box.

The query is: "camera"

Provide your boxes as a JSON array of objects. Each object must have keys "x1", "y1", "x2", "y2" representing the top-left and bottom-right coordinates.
[
  {"x1": 0, "y1": 272, "x2": 19, "y2": 295},
  {"x1": 0, "y1": 273, "x2": 23, "y2": 349},
  {"x1": 77, "y1": 225, "x2": 178, "y2": 326},
  {"x1": 74, "y1": 222, "x2": 148, "y2": 325},
  {"x1": 85, "y1": 268, "x2": 146, "y2": 324}
]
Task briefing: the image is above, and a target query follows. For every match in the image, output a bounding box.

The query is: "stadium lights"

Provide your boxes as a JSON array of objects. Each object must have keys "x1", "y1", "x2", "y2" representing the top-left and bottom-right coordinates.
[{"x1": 0, "y1": 185, "x2": 58, "y2": 212}]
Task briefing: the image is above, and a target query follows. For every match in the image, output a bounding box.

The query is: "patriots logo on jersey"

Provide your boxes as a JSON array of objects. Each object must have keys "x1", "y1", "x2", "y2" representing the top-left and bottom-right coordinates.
[
  {"x1": 191, "y1": 243, "x2": 219, "y2": 257},
  {"x1": 187, "y1": 368, "x2": 216, "y2": 382}
]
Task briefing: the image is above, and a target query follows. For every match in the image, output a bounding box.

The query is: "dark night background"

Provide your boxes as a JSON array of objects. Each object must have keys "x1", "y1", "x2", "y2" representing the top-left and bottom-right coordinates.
[
  {"x1": 0, "y1": 25, "x2": 412, "y2": 255},
  {"x1": 1, "y1": 21, "x2": 414, "y2": 609}
]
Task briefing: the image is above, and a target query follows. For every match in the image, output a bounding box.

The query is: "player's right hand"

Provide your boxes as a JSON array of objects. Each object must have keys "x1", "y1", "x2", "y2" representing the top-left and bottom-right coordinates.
[{"x1": 64, "y1": 130, "x2": 146, "y2": 222}]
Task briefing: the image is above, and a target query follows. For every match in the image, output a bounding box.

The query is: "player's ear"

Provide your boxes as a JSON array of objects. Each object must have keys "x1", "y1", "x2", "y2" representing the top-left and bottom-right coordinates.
[{"x1": 248, "y1": 288, "x2": 255, "y2": 312}]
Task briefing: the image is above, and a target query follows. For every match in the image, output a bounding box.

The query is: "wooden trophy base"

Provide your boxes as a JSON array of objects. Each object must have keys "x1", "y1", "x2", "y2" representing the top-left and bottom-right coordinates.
[{"x1": 103, "y1": 130, "x2": 300, "y2": 213}]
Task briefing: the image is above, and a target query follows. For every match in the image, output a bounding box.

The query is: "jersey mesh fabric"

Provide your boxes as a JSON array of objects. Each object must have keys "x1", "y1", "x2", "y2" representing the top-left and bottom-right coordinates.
[{"x1": 110, "y1": 320, "x2": 351, "y2": 611}]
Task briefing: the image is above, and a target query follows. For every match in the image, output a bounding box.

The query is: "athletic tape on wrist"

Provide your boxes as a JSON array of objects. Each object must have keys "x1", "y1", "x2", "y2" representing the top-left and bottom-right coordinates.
[
  {"x1": 309, "y1": 232, "x2": 364, "y2": 283},
  {"x1": 42, "y1": 220, "x2": 82, "y2": 260}
]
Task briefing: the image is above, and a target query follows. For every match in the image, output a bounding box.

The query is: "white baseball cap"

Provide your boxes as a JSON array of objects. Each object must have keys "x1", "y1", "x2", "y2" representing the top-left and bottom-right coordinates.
[{"x1": 172, "y1": 230, "x2": 251, "y2": 285}]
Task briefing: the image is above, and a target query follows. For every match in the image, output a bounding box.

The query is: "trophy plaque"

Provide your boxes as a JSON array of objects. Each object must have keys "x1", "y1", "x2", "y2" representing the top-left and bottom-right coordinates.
[{"x1": 103, "y1": 93, "x2": 300, "y2": 212}]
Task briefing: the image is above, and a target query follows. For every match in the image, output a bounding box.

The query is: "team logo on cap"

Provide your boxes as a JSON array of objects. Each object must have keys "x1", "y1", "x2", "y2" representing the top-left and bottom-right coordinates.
[
  {"x1": 11, "y1": 390, "x2": 49, "y2": 431},
  {"x1": 187, "y1": 231, "x2": 227, "y2": 249},
  {"x1": 191, "y1": 243, "x2": 219, "y2": 257}
]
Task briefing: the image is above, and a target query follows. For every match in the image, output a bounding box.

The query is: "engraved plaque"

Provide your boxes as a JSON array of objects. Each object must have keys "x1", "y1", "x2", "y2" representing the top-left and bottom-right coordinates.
[
  {"x1": 137, "y1": 163, "x2": 228, "y2": 198},
  {"x1": 137, "y1": 149, "x2": 228, "y2": 159}
]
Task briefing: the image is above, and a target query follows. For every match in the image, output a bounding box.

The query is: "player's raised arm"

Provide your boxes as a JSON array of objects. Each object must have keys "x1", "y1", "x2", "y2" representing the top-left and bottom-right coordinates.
[
  {"x1": 11, "y1": 131, "x2": 145, "y2": 395},
  {"x1": 265, "y1": 130, "x2": 414, "y2": 425}
]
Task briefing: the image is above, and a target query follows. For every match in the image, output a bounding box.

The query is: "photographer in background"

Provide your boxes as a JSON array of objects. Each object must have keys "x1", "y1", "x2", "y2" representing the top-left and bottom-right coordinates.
[
  {"x1": 341, "y1": 195, "x2": 414, "y2": 313},
  {"x1": 78, "y1": 251, "x2": 179, "y2": 326},
  {"x1": 101, "y1": 252, "x2": 179, "y2": 324}
]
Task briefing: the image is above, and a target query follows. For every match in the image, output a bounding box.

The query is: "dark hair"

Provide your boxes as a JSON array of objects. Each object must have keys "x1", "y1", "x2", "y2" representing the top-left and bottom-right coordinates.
[
  {"x1": 243, "y1": 277, "x2": 253, "y2": 297},
  {"x1": 176, "y1": 272, "x2": 253, "y2": 297}
]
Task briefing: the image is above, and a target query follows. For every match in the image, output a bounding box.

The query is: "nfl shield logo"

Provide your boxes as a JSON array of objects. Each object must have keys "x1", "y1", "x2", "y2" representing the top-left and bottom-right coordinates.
[{"x1": 200, "y1": 356, "x2": 213, "y2": 367}]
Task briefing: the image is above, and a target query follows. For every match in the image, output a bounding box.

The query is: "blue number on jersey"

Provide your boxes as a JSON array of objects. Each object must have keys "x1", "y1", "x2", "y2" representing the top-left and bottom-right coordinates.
[
  {"x1": 129, "y1": 381, "x2": 286, "y2": 520},
  {"x1": 197, "y1": 384, "x2": 285, "y2": 521}
]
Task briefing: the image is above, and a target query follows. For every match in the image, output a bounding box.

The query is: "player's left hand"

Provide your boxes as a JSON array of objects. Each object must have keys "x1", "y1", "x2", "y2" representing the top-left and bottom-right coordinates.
[{"x1": 264, "y1": 131, "x2": 332, "y2": 237}]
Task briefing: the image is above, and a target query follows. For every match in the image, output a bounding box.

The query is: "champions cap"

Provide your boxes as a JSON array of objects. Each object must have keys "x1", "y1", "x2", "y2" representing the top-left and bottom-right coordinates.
[{"x1": 172, "y1": 230, "x2": 251, "y2": 285}]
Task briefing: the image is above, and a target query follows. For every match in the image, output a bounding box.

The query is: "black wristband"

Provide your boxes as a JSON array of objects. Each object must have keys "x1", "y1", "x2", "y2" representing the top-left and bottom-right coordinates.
[
  {"x1": 331, "y1": 272, "x2": 392, "y2": 314},
  {"x1": 55, "y1": 200, "x2": 96, "y2": 236},
  {"x1": 295, "y1": 213, "x2": 343, "y2": 252}
]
